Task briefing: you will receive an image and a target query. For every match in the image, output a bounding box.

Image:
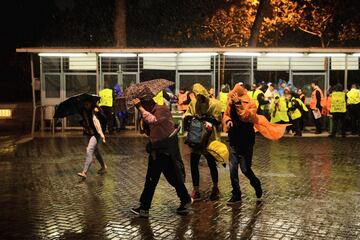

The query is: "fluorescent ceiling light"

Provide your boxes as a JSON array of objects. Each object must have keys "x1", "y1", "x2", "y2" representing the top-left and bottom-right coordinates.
[
  {"x1": 265, "y1": 53, "x2": 304, "y2": 57},
  {"x1": 308, "y1": 53, "x2": 346, "y2": 57},
  {"x1": 224, "y1": 52, "x2": 261, "y2": 56},
  {"x1": 139, "y1": 53, "x2": 177, "y2": 57},
  {"x1": 351, "y1": 53, "x2": 360, "y2": 57},
  {"x1": 99, "y1": 53, "x2": 137, "y2": 57},
  {"x1": 179, "y1": 52, "x2": 218, "y2": 57},
  {"x1": 38, "y1": 53, "x2": 88, "y2": 57}
]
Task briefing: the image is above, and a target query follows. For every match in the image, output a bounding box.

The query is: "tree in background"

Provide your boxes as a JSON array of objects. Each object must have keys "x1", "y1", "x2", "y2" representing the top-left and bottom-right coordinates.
[{"x1": 114, "y1": 0, "x2": 127, "y2": 47}]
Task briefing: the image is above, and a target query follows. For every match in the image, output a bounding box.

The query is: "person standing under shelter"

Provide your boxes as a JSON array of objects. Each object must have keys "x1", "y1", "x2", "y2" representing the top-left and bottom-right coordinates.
[
  {"x1": 346, "y1": 83, "x2": 360, "y2": 135},
  {"x1": 310, "y1": 81, "x2": 325, "y2": 134},
  {"x1": 131, "y1": 96, "x2": 191, "y2": 218},
  {"x1": 328, "y1": 84, "x2": 347, "y2": 137},
  {"x1": 99, "y1": 82, "x2": 114, "y2": 134},
  {"x1": 177, "y1": 88, "x2": 190, "y2": 112},
  {"x1": 219, "y1": 84, "x2": 230, "y2": 115}
]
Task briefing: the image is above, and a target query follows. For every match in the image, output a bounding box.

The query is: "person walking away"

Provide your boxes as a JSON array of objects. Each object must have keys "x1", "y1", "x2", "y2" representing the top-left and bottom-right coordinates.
[
  {"x1": 222, "y1": 84, "x2": 262, "y2": 204},
  {"x1": 77, "y1": 101, "x2": 107, "y2": 178},
  {"x1": 131, "y1": 96, "x2": 191, "y2": 218},
  {"x1": 328, "y1": 84, "x2": 347, "y2": 137},
  {"x1": 184, "y1": 83, "x2": 222, "y2": 201},
  {"x1": 310, "y1": 81, "x2": 325, "y2": 134},
  {"x1": 288, "y1": 92, "x2": 309, "y2": 136},
  {"x1": 346, "y1": 84, "x2": 360, "y2": 135},
  {"x1": 99, "y1": 82, "x2": 114, "y2": 134}
]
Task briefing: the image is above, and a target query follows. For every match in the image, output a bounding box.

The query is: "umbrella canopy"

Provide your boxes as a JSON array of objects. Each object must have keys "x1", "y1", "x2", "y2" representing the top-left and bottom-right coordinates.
[
  {"x1": 124, "y1": 79, "x2": 174, "y2": 109},
  {"x1": 53, "y1": 93, "x2": 100, "y2": 118}
]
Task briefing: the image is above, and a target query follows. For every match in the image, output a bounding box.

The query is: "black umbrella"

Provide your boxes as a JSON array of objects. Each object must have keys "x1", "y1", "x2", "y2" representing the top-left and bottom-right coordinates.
[{"x1": 53, "y1": 93, "x2": 100, "y2": 118}]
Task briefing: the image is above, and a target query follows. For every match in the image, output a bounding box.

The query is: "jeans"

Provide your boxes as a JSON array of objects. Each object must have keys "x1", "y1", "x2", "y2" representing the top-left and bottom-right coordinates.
[
  {"x1": 190, "y1": 152, "x2": 218, "y2": 187},
  {"x1": 331, "y1": 112, "x2": 346, "y2": 136},
  {"x1": 229, "y1": 145, "x2": 261, "y2": 198},
  {"x1": 83, "y1": 135, "x2": 105, "y2": 172},
  {"x1": 102, "y1": 106, "x2": 113, "y2": 132},
  {"x1": 140, "y1": 153, "x2": 190, "y2": 210}
]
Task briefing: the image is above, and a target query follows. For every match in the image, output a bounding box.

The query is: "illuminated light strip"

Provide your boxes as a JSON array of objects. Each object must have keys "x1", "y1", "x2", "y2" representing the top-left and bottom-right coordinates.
[
  {"x1": 224, "y1": 52, "x2": 262, "y2": 56},
  {"x1": 265, "y1": 53, "x2": 304, "y2": 57},
  {"x1": 179, "y1": 52, "x2": 218, "y2": 57},
  {"x1": 38, "y1": 53, "x2": 88, "y2": 57},
  {"x1": 99, "y1": 53, "x2": 137, "y2": 57},
  {"x1": 138, "y1": 53, "x2": 177, "y2": 57},
  {"x1": 351, "y1": 53, "x2": 360, "y2": 57},
  {"x1": 307, "y1": 53, "x2": 346, "y2": 57}
]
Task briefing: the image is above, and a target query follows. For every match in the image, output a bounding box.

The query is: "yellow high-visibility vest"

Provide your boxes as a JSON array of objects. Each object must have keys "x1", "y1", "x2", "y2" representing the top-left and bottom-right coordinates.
[
  {"x1": 288, "y1": 97, "x2": 308, "y2": 120},
  {"x1": 218, "y1": 92, "x2": 228, "y2": 112},
  {"x1": 153, "y1": 91, "x2": 164, "y2": 105},
  {"x1": 99, "y1": 88, "x2": 113, "y2": 107},
  {"x1": 270, "y1": 95, "x2": 289, "y2": 123},
  {"x1": 330, "y1": 92, "x2": 346, "y2": 113},
  {"x1": 346, "y1": 88, "x2": 360, "y2": 105},
  {"x1": 252, "y1": 89, "x2": 266, "y2": 110}
]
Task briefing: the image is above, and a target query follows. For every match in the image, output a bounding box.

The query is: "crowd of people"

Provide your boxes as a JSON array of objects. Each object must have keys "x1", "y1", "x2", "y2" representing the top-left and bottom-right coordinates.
[{"x1": 74, "y1": 79, "x2": 360, "y2": 218}]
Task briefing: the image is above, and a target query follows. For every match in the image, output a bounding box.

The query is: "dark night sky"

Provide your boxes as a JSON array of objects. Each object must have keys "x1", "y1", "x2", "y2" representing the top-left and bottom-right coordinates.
[{"x1": 2, "y1": 0, "x2": 360, "y2": 102}]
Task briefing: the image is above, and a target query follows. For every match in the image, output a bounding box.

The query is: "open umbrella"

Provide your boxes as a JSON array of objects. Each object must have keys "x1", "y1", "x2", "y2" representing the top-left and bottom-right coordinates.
[
  {"x1": 53, "y1": 93, "x2": 100, "y2": 118},
  {"x1": 124, "y1": 79, "x2": 174, "y2": 109}
]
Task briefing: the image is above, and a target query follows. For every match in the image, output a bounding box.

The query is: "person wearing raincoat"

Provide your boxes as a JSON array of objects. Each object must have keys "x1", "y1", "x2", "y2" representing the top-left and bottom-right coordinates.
[
  {"x1": 113, "y1": 83, "x2": 127, "y2": 131},
  {"x1": 269, "y1": 93, "x2": 290, "y2": 124},
  {"x1": 184, "y1": 83, "x2": 222, "y2": 201},
  {"x1": 223, "y1": 83, "x2": 288, "y2": 204},
  {"x1": 287, "y1": 92, "x2": 309, "y2": 136}
]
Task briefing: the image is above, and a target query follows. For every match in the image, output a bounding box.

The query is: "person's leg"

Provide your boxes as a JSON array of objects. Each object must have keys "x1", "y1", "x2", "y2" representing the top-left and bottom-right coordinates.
[
  {"x1": 78, "y1": 136, "x2": 98, "y2": 177},
  {"x1": 330, "y1": 113, "x2": 339, "y2": 136},
  {"x1": 339, "y1": 113, "x2": 346, "y2": 136},
  {"x1": 190, "y1": 152, "x2": 201, "y2": 189},
  {"x1": 239, "y1": 149, "x2": 262, "y2": 198},
  {"x1": 348, "y1": 105, "x2": 357, "y2": 134},
  {"x1": 204, "y1": 152, "x2": 219, "y2": 200},
  {"x1": 292, "y1": 118, "x2": 301, "y2": 136},
  {"x1": 228, "y1": 146, "x2": 241, "y2": 199},
  {"x1": 139, "y1": 154, "x2": 162, "y2": 210},
  {"x1": 160, "y1": 153, "x2": 191, "y2": 205}
]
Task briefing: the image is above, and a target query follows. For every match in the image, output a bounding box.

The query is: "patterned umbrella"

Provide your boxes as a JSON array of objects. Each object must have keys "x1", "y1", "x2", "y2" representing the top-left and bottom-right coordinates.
[{"x1": 124, "y1": 79, "x2": 174, "y2": 109}]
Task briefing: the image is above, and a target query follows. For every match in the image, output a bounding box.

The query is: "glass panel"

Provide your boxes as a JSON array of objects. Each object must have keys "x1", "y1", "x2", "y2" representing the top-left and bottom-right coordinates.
[
  {"x1": 42, "y1": 57, "x2": 61, "y2": 73},
  {"x1": 44, "y1": 75, "x2": 60, "y2": 98},
  {"x1": 292, "y1": 74, "x2": 325, "y2": 102},
  {"x1": 65, "y1": 75, "x2": 96, "y2": 97},
  {"x1": 122, "y1": 74, "x2": 137, "y2": 90},
  {"x1": 65, "y1": 74, "x2": 97, "y2": 127},
  {"x1": 229, "y1": 73, "x2": 251, "y2": 88},
  {"x1": 104, "y1": 74, "x2": 118, "y2": 89},
  {"x1": 179, "y1": 74, "x2": 212, "y2": 92}
]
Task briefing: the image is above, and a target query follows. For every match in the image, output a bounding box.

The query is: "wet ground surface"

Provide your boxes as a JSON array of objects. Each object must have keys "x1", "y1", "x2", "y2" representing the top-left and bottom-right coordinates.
[{"x1": 0, "y1": 132, "x2": 360, "y2": 240}]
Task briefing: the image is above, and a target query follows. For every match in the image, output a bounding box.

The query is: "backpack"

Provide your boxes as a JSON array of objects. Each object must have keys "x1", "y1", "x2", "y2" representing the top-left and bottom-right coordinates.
[{"x1": 184, "y1": 118, "x2": 212, "y2": 149}]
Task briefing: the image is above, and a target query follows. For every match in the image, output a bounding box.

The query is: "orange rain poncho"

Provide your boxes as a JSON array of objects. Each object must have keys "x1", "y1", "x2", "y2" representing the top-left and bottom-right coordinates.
[{"x1": 223, "y1": 84, "x2": 289, "y2": 140}]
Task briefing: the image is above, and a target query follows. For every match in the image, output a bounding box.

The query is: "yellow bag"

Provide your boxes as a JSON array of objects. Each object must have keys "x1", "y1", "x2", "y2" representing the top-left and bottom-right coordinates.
[{"x1": 207, "y1": 140, "x2": 229, "y2": 166}]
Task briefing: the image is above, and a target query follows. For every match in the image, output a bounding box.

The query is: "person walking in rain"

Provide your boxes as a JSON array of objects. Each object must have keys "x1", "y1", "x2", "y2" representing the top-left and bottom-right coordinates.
[
  {"x1": 77, "y1": 100, "x2": 107, "y2": 179},
  {"x1": 184, "y1": 83, "x2": 222, "y2": 201},
  {"x1": 131, "y1": 95, "x2": 191, "y2": 218},
  {"x1": 223, "y1": 84, "x2": 288, "y2": 204}
]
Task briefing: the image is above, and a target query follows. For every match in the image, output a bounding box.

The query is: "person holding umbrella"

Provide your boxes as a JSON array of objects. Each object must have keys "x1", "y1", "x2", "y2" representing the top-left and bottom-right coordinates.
[
  {"x1": 127, "y1": 80, "x2": 191, "y2": 218},
  {"x1": 77, "y1": 100, "x2": 107, "y2": 179}
]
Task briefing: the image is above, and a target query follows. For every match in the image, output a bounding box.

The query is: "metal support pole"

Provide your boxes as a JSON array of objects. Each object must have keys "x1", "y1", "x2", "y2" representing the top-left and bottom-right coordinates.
[
  {"x1": 251, "y1": 57, "x2": 254, "y2": 85},
  {"x1": 30, "y1": 54, "x2": 36, "y2": 137},
  {"x1": 344, "y1": 54, "x2": 348, "y2": 90},
  {"x1": 217, "y1": 54, "x2": 221, "y2": 93}
]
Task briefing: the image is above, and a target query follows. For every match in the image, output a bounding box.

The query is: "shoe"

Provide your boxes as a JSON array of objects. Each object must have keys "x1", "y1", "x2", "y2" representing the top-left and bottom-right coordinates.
[
  {"x1": 255, "y1": 184, "x2": 263, "y2": 199},
  {"x1": 97, "y1": 165, "x2": 108, "y2": 174},
  {"x1": 328, "y1": 134, "x2": 335, "y2": 138},
  {"x1": 191, "y1": 190, "x2": 201, "y2": 201},
  {"x1": 209, "y1": 187, "x2": 220, "y2": 201},
  {"x1": 130, "y1": 207, "x2": 149, "y2": 218},
  {"x1": 77, "y1": 172, "x2": 87, "y2": 179},
  {"x1": 176, "y1": 198, "x2": 192, "y2": 215},
  {"x1": 227, "y1": 195, "x2": 241, "y2": 205}
]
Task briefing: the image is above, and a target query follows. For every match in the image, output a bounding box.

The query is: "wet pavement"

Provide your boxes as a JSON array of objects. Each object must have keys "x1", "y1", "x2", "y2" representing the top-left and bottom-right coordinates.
[{"x1": 0, "y1": 132, "x2": 360, "y2": 240}]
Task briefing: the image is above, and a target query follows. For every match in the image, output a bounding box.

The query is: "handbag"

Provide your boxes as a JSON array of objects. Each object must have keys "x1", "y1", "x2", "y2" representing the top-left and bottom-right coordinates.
[{"x1": 185, "y1": 118, "x2": 212, "y2": 149}]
